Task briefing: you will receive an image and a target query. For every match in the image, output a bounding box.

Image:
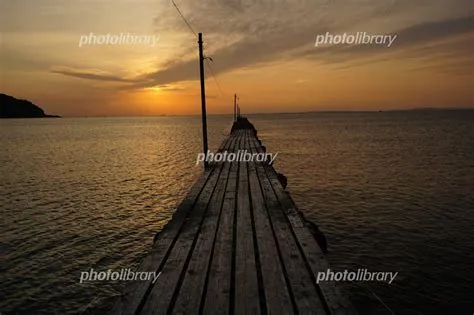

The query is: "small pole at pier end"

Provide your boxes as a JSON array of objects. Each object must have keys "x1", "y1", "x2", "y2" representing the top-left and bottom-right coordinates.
[
  {"x1": 198, "y1": 33, "x2": 208, "y2": 169},
  {"x1": 233, "y1": 94, "x2": 237, "y2": 122}
]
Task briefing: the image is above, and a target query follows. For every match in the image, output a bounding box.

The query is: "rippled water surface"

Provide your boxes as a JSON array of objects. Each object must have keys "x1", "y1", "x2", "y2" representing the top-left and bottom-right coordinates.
[{"x1": 1, "y1": 112, "x2": 473, "y2": 314}]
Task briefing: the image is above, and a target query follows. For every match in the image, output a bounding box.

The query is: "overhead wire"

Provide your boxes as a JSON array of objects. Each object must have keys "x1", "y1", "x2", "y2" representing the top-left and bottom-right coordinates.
[
  {"x1": 205, "y1": 58, "x2": 225, "y2": 97},
  {"x1": 171, "y1": 0, "x2": 226, "y2": 97},
  {"x1": 171, "y1": 0, "x2": 197, "y2": 38}
]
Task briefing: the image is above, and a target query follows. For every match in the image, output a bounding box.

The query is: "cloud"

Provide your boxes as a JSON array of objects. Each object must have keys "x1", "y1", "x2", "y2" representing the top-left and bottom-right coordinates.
[
  {"x1": 50, "y1": 67, "x2": 142, "y2": 83},
  {"x1": 297, "y1": 14, "x2": 474, "y2": 70},
  {"x1": 39, "y1": 0, "x2": 474, "y2": 89},
  {"x1": 0, "y1": 47, "x2": 53, "y2": 71},
  {"x1": 130, "y1": 1, "x2": 473, "y2": 87},
  {"x1": 141, "y1": 84, "x2": 187, "y2": 91}
]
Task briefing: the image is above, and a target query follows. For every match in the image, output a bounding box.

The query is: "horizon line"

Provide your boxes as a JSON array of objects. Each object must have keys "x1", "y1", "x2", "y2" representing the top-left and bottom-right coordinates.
[{"x1": 51, "y1": 107, "x2": 474, "y2": 118}]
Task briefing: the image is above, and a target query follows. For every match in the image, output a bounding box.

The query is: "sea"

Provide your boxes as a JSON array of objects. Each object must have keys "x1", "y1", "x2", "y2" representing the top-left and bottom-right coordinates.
[{"x1": 1, "y1": 110, "x2": 473, "y2": 314}]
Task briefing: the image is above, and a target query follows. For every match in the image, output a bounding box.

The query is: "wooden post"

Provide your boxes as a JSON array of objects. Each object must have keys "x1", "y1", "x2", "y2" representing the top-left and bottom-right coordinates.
[{"x1": 198, "y1": 33, "x2": 208, "y2": 169}]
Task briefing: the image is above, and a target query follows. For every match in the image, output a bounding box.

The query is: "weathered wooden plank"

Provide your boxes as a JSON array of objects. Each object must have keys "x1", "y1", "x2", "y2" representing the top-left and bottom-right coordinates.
[
  {"x1": 171, "y1": 140, "x2": 234, "y2": 313},
  {"x1": 263, "y1": 165, "x2": 357, "y2": 315},
  {"x1": 110, "y1": 156, "x2": 224, "y2": 315},
  {"x1": 139, "y1": 157, "x2": 227, "y2": 314},
  {"x1": 250, "y1": 136, "x2": 327, "y2": 314},
  {"x1": 200, "y1": 131, "x2": 241, "y2": 313},
  {"x1": 247, "y1": 138, "x2": 294, "y2": 314},
  {"x1": 234, "y1": 131, "x2": 261, "y2": 315},
  {"x1": 203, "y1": 160, "x2": 239, "y2": 314}
]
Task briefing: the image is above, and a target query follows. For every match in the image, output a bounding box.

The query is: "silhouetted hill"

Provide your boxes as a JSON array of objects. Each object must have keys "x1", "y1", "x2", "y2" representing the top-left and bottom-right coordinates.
[{"x1": 0, "y1": 93, "x2": 60, "y2": 118}]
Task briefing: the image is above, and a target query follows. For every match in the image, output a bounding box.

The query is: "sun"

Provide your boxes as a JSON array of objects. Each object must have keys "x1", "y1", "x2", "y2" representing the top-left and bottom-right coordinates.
[{"x1": 145, "y1": 86, "x2": 163, "y2": 93}]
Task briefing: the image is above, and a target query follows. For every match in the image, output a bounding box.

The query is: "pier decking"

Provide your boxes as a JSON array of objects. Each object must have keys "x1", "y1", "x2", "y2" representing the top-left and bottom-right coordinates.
[{"x1": 111, "y1": 118, "x2": 355, "y2": 315}]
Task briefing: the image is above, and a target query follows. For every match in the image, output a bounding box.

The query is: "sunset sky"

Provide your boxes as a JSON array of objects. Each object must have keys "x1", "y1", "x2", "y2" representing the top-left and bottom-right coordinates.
[{"x1": 1, "y1": 0, "x2": 473, "y2": 116}]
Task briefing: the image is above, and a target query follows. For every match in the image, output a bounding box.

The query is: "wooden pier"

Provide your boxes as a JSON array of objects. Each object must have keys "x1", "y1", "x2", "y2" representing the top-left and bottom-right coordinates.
[{"x1": 111, "y1": 118, "x2": 355, "y2": 315}]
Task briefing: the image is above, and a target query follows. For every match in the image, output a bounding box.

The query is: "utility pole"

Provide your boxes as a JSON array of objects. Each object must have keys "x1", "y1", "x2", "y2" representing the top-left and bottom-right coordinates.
[
  {"x1": 233, "y1": 94, "x2": 237, "y2": 122},
  {"x1": 198, "y1": 33, "x2": 208, "y2": 169}
]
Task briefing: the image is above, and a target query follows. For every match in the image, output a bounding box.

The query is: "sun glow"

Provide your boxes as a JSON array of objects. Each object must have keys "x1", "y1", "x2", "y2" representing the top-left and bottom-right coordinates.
[{"x1": 145, "y1": 86, "x2": 163, "y2": 93}]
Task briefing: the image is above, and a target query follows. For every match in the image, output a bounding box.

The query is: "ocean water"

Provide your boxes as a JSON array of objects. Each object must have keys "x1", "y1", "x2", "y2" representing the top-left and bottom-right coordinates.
[{"x1": 1, "y1": 111, "x2": 473, "y2": 314}]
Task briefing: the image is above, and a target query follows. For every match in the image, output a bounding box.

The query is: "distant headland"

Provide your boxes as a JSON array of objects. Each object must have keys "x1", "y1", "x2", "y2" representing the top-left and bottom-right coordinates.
[{"x1": 0, "y1": 93, "x2": 60, "y2": 118}]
